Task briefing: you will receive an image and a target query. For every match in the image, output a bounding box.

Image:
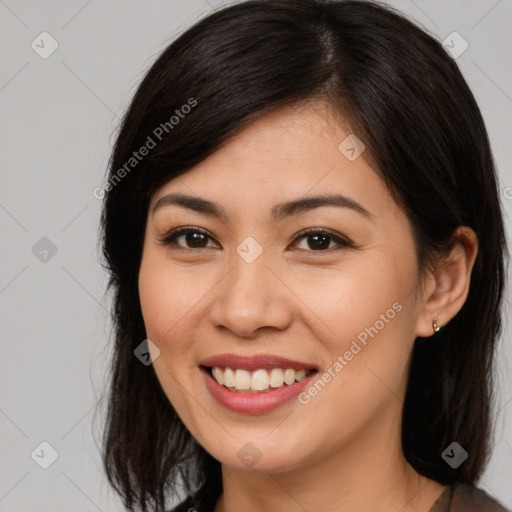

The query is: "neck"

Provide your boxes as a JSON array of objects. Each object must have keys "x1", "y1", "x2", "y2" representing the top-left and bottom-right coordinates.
[{"x1": 213, "y1": 406, "x2": 446, "y2": 512}]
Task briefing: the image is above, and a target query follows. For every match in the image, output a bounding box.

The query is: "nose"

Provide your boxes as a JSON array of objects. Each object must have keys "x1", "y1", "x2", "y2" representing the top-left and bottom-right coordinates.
[{"x1": 208, "y1": 250, "x2": 293, "y2": 338}]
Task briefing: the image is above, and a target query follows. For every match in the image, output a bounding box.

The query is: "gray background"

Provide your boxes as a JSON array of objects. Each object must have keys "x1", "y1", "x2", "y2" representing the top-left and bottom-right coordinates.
[{"x1": 0, "y1": 0, "x2": 511, "y2": 510}]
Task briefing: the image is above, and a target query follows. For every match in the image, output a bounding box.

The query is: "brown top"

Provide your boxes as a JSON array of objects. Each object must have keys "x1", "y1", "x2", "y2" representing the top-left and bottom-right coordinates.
[
  {"x1": 429, "y1": 483, "x2": 510, "y2": 512},
  {"x1": 169, "y1": 483, "x2": 511, "y2": 512}
]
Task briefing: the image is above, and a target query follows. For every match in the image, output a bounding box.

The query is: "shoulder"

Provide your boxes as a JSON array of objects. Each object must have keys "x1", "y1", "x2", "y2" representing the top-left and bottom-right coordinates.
[
  {"x1": 170, "y1": 485, "x2": 512, "y2": 512},
  {"x1": 448, "y1": 483, "x2": 510, "y2": 512}
]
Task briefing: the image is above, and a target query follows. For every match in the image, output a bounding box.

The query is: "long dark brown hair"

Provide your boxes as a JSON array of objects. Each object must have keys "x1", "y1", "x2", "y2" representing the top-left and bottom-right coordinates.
[{"x1": 96, "y1": 1, "x2": 508, "y2": 510}]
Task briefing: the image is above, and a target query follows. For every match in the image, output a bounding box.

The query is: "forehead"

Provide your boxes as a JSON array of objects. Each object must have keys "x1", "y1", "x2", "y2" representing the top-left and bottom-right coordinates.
[{"x1": 149, "y1": 101, "x2": 394, "y2": 221}]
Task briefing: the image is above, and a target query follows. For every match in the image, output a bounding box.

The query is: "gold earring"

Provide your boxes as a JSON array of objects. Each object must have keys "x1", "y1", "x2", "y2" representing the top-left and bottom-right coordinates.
[{"x1": 433, "y1": 317, "x2": 441, "y2": 333}]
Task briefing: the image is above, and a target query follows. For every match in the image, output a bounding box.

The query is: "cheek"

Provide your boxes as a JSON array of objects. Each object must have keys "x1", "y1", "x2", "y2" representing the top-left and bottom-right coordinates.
[
  {"x1": 138, "y1": 251, "x2": 198, "y2": 343},
  {"x1": 295, "y1": 272, "x2": 415, "y2": 443},
  {"x1": 138, "y1": 256, "x2": 202, "y2": 424},
  {"x1": 290, "y1": 249, "x2": 419, "y2": 403},
  {"x1": 291, "y1": 254, "x2": 415, "y2": 343}
]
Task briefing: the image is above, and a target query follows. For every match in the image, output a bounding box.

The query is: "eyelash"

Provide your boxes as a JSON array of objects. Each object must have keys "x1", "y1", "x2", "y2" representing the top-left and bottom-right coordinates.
[{"x1": 157, "y1": 226, "x2": 353, "y2": 252}]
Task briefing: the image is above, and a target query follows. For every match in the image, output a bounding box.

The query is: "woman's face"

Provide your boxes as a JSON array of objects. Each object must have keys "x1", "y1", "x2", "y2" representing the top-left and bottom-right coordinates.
[{"x1": 138, "y1": 102, "x2": 428, "y2": 474}]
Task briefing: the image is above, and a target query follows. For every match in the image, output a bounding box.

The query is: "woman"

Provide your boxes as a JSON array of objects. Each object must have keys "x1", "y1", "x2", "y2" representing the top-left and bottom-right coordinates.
[{"x1": 98, "y1": 1, "x2": 510, "y2": 511}]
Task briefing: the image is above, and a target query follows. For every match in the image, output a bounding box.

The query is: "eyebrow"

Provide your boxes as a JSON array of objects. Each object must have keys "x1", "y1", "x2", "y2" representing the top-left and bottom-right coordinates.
[{"x1": 152, "y1": 192, "x2": 374, "y2": 222}]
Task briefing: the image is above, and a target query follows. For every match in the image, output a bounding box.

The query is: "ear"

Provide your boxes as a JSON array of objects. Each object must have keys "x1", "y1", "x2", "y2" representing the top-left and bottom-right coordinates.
[{"x1": 415, "y1": 226, "x2": 479, "y2": 338}]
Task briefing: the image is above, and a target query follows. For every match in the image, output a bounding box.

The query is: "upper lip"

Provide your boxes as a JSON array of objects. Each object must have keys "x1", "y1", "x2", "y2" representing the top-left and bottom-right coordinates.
[{"x1": 200, "y1": 353, "x2": 318, "y2": 371}]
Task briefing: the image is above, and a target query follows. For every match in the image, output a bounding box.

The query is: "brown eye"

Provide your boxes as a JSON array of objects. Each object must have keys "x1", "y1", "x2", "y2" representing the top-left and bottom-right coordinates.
[
  {"x1": 291, "y1": 229, "x2": 352, "y2": 252},
  {"x1": 159, "y1": 227, "x2": 218, "y2": 249},
  {"x1": 158, "y1": 227, "x2": 352, "y2": 253}
]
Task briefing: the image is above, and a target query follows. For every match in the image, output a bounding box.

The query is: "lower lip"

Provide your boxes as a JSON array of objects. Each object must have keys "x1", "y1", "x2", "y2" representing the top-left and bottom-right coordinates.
[{"x1": 201, "y1": 366, "x2": 317, "y2": 414}]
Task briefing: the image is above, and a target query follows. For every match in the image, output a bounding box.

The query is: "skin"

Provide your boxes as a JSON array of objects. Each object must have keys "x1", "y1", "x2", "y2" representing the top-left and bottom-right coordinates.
[{"x1": 138, "y1": 101, "x2": 478, "y2": 512}]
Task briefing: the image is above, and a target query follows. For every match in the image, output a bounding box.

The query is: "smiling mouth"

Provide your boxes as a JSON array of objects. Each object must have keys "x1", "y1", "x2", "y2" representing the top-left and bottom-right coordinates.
[{"x1": 203, "y1": 365, "x2": 318, "y2": 393}]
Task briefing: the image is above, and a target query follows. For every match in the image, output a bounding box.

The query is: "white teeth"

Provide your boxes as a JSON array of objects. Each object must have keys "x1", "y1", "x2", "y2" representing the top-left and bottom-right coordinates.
[
  {"x1": 283, "y1": 368, "x2": 295, "y2": 385},
  {"x1": 251, "y1": 369, "x2": 269, "y2": 390},
  {"x1": 269, "y1": 368, "x2": 284, "y2": 388},
  {"x1": 223, "y1": 367, "x2": 235, "y2": 387},
  {"x1": 210, "y1": 366, "x2": 313, "y2": 392},
  {"x1": 234, "y1": 369, "x2": 251, "y2": 390},
  {"x1": 212, "y1": 366, "x2": 223, "y2": 385},
  {"x1": 295, "y1": 369, "x2": 307, "y2": 381}
]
